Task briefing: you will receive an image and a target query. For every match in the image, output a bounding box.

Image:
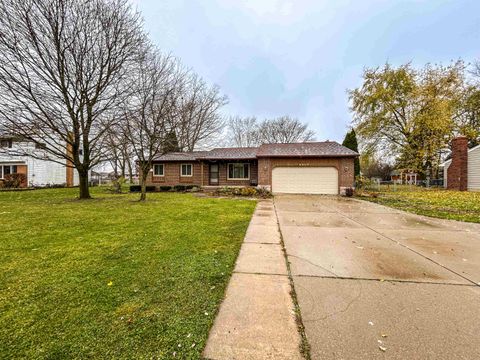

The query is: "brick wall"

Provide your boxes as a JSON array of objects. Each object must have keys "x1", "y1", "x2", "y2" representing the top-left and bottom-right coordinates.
[
  {"x1": 146, "y1": 161, "x2": 202, "y2": 188},
  {"x1": 447, "y1": 136, "x2": 468, "y2": 191},
  {"x1": 258, "y1": 157, "x2": 355, "y2": 191},
  {"x1": 16, "y1": 165, "x2": 28, "y2": 187},
  {"x1": 216, "y1": 161, "x2": 258, "y2": 186},
  {"x1": 144, "y1": 157, "x2": 355, "y2": 192}
]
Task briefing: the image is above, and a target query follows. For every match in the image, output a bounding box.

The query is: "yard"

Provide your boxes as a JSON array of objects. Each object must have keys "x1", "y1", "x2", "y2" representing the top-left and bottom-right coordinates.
[
  {"x1": 357, "y1": 186, "x2": 480, "y2": 223},
  {"x1": 0, "y1": 188, "x2": 256, "y2": 359}
]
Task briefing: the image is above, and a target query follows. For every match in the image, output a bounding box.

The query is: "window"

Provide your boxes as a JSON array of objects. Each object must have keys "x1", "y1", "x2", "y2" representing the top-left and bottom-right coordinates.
[
  {"x1": 0, "y1": 139, "x2": 12, "y2": 148},
  {"x1": 0, "y1": 165, "x2": 17, "y2": 179},
  {"x1": 181, "y1": 164, "x2": 193, "y2": 177},
  {"x1": 35, "y1": 142, "x2": 46, "y2": 150},
  {"x1": 153, "y1": 164, "x2": 164, "y2": 176},
  {"x1": 228, "y1": 163, "x2": 250, "y2": 180}
]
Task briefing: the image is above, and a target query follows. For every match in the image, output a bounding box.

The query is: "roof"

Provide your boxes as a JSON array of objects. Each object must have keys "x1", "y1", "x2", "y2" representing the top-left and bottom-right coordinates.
[
  {"x1": 153, "y1": 151, "x2": 207, "y2": 161},
  {"x1": 151, "y1": 141, "x2": 358, "y2": 162},
  {"x1": 256, "y1": 141, "x2": 358, "y2": 158},
  {"x1": 199, "y1": 147, "x2": 258, "y2": 160}
]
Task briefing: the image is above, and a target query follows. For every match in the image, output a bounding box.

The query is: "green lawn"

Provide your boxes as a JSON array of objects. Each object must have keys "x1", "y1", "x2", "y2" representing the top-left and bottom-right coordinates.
[
  {"x1": 357, "y1": 187, "x2": 480, "y2": 223},
  {"x1": 0, "y1": 187, "x2": 256, "y2": 359}
]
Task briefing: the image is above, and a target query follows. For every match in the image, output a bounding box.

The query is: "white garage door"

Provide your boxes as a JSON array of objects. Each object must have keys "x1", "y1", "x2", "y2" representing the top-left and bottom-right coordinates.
[{"x1": 272, "y1": 167, "x2": 338, "y2": 195}]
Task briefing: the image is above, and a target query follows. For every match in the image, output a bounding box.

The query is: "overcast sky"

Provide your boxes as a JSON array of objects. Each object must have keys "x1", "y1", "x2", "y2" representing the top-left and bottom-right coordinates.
[{"x1": 133, "y1": 0, "x2": 480, "y2": 142}]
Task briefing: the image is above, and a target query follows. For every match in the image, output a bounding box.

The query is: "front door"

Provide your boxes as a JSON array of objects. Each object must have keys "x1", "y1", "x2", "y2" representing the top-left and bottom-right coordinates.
[{"x1": 209, "y1": 164, "x2": 219, "y2": 185}]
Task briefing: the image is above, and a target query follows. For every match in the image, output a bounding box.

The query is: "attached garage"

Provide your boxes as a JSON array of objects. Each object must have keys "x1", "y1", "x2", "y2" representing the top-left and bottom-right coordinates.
[{"x1": 272, "y1": 166, "x2": 338, "y2": 195}]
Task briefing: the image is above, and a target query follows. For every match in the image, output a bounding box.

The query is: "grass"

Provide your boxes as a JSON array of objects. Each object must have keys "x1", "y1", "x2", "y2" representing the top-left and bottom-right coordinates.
[
  {"x1": 0, "y1": 187, "x2": 256, "y2": 359},
  {"x1": 357, "y1": 186, "x2": 480, "y2": 223}
]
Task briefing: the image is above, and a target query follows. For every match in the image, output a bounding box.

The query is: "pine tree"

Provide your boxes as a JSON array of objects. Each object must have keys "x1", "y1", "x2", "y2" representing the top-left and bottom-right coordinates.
[
  {"x1": 163, "y1": 130, "x2": 181, "y2": 153},
  {"x1": 342, "y1": 129, "x2": 360, "y2": 177}
]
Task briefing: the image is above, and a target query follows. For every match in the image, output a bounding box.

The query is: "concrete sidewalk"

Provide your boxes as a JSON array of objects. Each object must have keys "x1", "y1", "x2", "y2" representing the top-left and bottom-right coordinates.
[{"x1": 203, "y1": 200, "x2": 302, "y2": 360}]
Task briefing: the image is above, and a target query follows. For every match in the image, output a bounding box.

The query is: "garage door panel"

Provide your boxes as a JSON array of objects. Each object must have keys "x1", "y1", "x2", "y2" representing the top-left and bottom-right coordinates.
[{"x1": 272, "y1": 167, "x2": 338, "y2": 195}]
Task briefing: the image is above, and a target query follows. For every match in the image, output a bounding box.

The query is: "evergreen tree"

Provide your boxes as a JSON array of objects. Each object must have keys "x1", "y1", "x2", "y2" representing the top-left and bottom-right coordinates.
[
  {"x1": 342, "y1": 129, "x2": 360, "y2": 177},
  {"x1": 163, "y1": 130, "x2": 181, "y2": 152}
]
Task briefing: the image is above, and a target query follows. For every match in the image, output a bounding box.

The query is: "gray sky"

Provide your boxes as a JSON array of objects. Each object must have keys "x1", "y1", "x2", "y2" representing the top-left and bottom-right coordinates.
[{"x1": 133, "y1": 0, "x2": 479, "y2": 142}]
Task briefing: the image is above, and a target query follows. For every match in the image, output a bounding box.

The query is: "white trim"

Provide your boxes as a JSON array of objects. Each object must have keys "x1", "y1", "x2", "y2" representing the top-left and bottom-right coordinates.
[
  {"x1": 153, "y1": 163, "x2": 165, "y2": 177},
  {"x1": 180, "y1": 163, "x2": 193, "y2": 177},
  {"x1": 0, "y1": 164, "x2": 20, "y2": 180},
  {"x1": 227, "y1": 163, "x2": 250, "y2": 180}
]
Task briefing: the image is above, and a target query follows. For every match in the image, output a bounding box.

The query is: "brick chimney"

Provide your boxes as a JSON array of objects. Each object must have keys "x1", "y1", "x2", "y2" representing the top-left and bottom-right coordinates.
[{"x1": 447, "y1": 136, "x2": 468, "y2": 191}]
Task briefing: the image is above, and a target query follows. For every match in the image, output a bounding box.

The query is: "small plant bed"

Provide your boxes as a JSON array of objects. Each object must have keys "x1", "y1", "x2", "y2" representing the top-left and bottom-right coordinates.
[
  {"x1": 0, "y1": 187, "x2": 256, "y2": 358},
  {"x1": 356, "y1": 187, "x2": 480, "y2": 223},
  {"x1": 212, "y1": 186, "x2": 272, "y2": 199}
]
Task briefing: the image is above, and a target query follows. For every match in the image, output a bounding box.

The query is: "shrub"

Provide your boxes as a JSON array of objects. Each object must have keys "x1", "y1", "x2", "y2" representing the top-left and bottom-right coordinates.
[
  {"x1": 3, "y1": 173, "x2": 26, "y2": 188},
  {"x1": 159, "y1": 185, "x2": 172, "y2": 192},
  {"x1": 344, "y1": 187, "x2": 354, "y2": 197},
  {"x1": 256, "y1": 187, "x2": 273, "y2": 198},
  {"x1": 130, "y1": 185, "x2": 141, "y2": 192},
  {"x1": 174, "y1": 185, "x2": 186, "y2": 192},
  {"x1": 240, "y1": 187, "x2": 257, "y2": 197},
  {"x1": 130, "y1": 185, "x2": 156, "y2": 193},
  {"x1": 109, "y1": 176, "x2": 125, "y2": 194},
  {"x1": 184, "y1": 185, "x2": 195, "y2": 190}
]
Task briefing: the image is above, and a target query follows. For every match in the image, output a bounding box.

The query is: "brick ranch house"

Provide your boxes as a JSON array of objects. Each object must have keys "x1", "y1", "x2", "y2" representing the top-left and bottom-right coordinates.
[{"x1": 144, "y1": 141, "x2": 358, "y2": 195}]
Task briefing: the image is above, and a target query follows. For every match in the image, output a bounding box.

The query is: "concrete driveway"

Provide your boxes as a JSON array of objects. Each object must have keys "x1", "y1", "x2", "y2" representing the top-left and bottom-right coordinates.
[{"x1": 275, "y1": 195, "x2": 480, "y2": 360}]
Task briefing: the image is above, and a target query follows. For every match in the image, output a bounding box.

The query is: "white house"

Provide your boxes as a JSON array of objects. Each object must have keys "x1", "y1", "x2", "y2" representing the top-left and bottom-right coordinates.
[
  {"x1": 0, "y1": 136, "x2": 79, "y2": 187},
  {"x1": 442, "y1": 137, "x2": 480, "y2": 191}
]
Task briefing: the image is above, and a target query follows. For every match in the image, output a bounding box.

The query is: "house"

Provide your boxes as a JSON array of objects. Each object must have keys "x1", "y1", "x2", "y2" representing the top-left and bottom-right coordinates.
[
  {"x1": 442, "y1": 136, "x2": 480, "y2": 191},
  {"x1": 0, "y1": 136, "x2": 79, "y2": 188},
  {"x1": 390, "y1": 169, "x2": 419, "y2": 184},
  {"x1": 144, "y1": 141, "x2": 358, "y2": 195}
]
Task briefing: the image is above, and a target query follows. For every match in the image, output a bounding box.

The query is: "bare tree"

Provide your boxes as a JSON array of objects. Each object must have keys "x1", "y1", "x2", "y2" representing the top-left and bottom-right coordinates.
[
  {"x1": 121, "y1": 49, "x2": 182, "y2": 201},
  {"x1": 175, "y1": 73, "x2": 227, "y2": 151},
  {"x1": 0, "y1": 0, "x2": 145, "y2": 198},
  {"x1": 228, "y1": 115, "x2": 315, "y2": 146},
  {"x1": 104, "y1": 127, "x2": 134, "y2": 181},
  {"x1": 228, "y1": 116, "x2": 260, "y2": 147},
  {"x1": 258, "y1": 116, "x2": 316, "y2": 143}
]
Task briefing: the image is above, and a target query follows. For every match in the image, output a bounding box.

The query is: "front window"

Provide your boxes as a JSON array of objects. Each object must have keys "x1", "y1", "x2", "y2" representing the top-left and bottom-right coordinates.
[
  {"x1": 181, "y1": 164, "x2": 193, "y2": 177},
  {"x1": 153, "y1": 164, "x2": 164, "y2": 176},
  {"x1": 0, "y1": 165, "x2": 17, "y2": 179},
  {"x1": 0, "y1": 139, "x2": 12, "y2": 148},
  {"x1": 228, "y1": 163, "x2": 249, "y2": 180}
]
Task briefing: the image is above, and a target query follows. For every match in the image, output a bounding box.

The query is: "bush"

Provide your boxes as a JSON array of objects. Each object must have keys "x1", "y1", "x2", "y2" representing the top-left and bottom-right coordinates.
[
  {"x1": 109, "y1": 177, "x2": 125, "y2": 194},
  {"x1": 130, "y1": 185, "x2": 156, "y2": 193},
  {"x1": 344, "y1": 187, "x2": 354, "y2": 197},
  {"x1": 159, "y1": 185, "x2": 172, "y2": 192},
  {"x1": 214, "y1": 186, "x2": 272, "y2": 198},
  {"x1": 3, "y1": 173, "x2": 26, "y2": 188},
  {"x1": 174, "y1": 185, "x2": 186, "y2": 192},
  {"x1": 184, "y1": 185, "x2": 195, "y2": 190}
]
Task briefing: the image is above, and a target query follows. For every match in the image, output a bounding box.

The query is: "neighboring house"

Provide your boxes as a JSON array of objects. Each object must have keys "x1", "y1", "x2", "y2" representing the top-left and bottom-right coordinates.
[
  {"x1": 144, "y1": 141, "x2": 358, "y2": 195},
  {"x1": 390, "y1": 169, "x2": 419, "y2": 184},
  {"x1": 0, "y1": 136, "x2": 79, "y2": 188},
  {"x1": 442, "y1": 136, "x2": 480, "y2": 191}
]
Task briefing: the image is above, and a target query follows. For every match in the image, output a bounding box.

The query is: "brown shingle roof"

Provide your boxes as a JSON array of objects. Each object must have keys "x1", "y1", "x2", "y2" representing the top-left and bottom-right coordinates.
[
  {"x1": 153, "y1": 151, "x2": 207, "y2": 161},
  {"x1": 198, "y1": 147, "x2": 258, "y2": 160},
  {"x1": 152, "y1": 142, "x2": 357, "y2": 161},
  {"x1": 256, "y1": 141, "x2": 358, "y2": 157}
]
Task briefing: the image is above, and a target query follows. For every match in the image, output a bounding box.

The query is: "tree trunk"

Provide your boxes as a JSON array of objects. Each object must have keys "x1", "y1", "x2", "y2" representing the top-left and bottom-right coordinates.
[
  {"x1": 127, "y1": 160, "x2": 133, "y2": 183},
  {"x1": 78, "y1": 170, "x2": 91, "y2": 199},
  {"x1": 139, "y1": 172, "x2": 148, "y2": 201}
]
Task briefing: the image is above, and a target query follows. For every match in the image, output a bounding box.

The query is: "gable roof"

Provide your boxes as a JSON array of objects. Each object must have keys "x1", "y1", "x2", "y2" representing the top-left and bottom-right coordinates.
[
  {"x1": 151, "y1": 141, "x2": 358, "y2": 162},
  {"x1": 153, "y1": 151, "x2": 207, "y2": 161},
  {"x1": 256, "y1": 141, "x2": 358, "y2": 158},
  {"x1": 199, "y1": 147, "x2": 258, "y2": 160}
]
